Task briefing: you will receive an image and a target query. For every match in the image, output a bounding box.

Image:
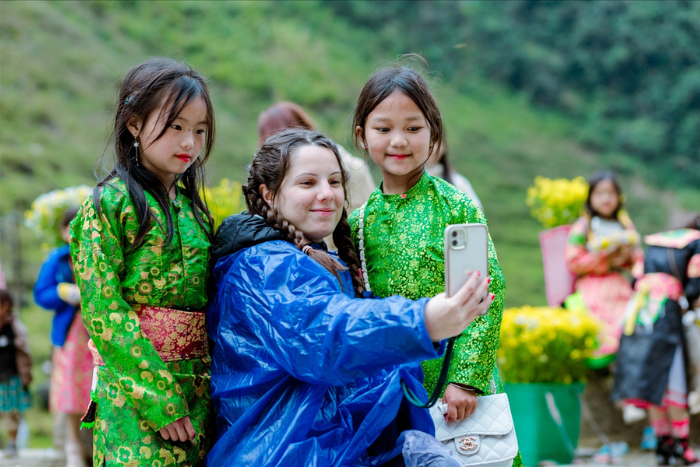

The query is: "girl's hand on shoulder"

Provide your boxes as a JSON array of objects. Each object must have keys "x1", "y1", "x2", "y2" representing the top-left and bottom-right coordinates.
[
  {"x1": 443, "y1": 384, "x2": 478, "y2": 422},
  {"x1": 159, "y1": 416, "x2": 196, "y2": 443},
  {"x1": 424, "y1": 272, "x2": 492, "y2": 342}
]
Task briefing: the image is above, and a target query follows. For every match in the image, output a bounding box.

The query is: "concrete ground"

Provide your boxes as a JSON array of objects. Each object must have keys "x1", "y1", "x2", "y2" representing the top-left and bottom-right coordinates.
[
  {"x1": 0, "y1": 448, "x2": 64, "y2": 467},
  {"x1": 0, "y1": 448, "x2": 666, "y2": 467}
]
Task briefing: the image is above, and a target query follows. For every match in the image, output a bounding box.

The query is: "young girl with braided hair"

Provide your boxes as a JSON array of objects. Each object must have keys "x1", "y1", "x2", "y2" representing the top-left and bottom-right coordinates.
[{"x1": 206, "y1": 128, "x2": 492, "y2": 467}]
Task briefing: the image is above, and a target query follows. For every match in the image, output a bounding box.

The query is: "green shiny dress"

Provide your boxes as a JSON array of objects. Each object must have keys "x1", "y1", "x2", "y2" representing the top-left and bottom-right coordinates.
[
  {"x1": 71, "y1": 178, "x2": 212, "y2": 467},
  {"x1": 350, "y1": 173, "x2": 523, "y2": 467}
]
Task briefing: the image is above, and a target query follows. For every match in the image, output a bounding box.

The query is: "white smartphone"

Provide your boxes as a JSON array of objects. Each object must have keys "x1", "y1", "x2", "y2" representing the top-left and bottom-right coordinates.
[{"x1": 444, "y1": 223, "x2": 489, "y2": 299}]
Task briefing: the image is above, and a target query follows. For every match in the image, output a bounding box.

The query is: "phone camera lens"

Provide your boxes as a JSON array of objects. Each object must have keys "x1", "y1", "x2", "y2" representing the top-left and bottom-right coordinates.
[
  {"x1": 452, "y1": 240, "x2": 458, "y2": 246},
  {"x1": 452, "y1": 231, "x2": 458, "y2": 237}
]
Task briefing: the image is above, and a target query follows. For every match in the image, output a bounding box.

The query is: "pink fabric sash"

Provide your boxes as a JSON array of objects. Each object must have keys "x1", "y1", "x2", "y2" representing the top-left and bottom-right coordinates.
[{"x1": 88, "y1": 305, "x2": 208, "y2": 366}]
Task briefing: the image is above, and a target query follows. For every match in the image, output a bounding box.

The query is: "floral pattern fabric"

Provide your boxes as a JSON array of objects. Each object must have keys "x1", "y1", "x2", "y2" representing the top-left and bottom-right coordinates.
[
  {"x1": 565, "y1": 215, "x2": 644, "y2": 358},
  {"x1": 50, "y1": 312, "x2": 94, "y2": 414},
  {"x1": 70, "y1": 178, "x2": 212, "y2": 466},
  {"x1": 349, "y1": 173, "x2": 506, "y2": 397}
]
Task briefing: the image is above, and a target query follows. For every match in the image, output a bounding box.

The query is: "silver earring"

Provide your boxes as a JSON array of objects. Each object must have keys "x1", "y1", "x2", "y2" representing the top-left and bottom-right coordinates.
[{"x1": 134, "y1": 141, "x2": 139, "y2": 167}]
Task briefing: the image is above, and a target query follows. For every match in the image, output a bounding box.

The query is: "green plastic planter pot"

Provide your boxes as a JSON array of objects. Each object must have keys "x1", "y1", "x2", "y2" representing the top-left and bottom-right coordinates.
[{"x1": 505, "y1": 382, "x2": 585, "y2": 466}]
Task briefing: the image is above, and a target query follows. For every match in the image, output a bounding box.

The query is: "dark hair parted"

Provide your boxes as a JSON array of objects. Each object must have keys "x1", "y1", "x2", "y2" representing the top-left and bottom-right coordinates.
[
  {"x1": 244, "y1": 128, "x2": 364, "y2": 297},
  {"x1": 257, "y1": 102, "x2": 318, "y2": 147},
  {"x1": 352, "y1": 56, "x2": 443, "y2": 161},
  {"x1": 95, "y1": 57, "x2": 216, "y2": 248},
  {"x1": 586, "y1": 170, "x2": 623, "y2": 219}
]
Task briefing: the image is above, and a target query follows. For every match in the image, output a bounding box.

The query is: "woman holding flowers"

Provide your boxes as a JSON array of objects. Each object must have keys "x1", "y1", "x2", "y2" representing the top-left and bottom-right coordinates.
[{"x1": 566, "y1": 170, "x2": 644, "y2": 367}]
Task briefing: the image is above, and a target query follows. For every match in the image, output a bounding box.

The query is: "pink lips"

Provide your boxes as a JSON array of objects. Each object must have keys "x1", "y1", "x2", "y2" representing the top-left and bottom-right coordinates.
[
  {"x1": 387, "y1": 154, "x2": 410, "y2": 159},
  {"x1": 175, "y1": 154, "x2": 192, "y2": 163},
  {"x1": 311, "y1": 209, "x2": 335, "y2": 217}
]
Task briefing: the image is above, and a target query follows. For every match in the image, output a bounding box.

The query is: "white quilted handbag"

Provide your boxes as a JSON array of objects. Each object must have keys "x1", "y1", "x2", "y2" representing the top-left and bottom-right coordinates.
[{"x1": 430, "y1": 394, "x2": 518, "y2": 467}]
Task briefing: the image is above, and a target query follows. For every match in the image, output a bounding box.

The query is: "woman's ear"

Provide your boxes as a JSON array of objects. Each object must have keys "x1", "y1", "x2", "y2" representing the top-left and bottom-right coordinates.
[
  {"x1": 355, "y1": 125, "x2": 366, "y2": 149},
  {"x1": 260, "y1": 184, "x2": 274, "y2": 207},
  {"x1": 126, "y1": 117, "x2": 142, "y2": 139}
]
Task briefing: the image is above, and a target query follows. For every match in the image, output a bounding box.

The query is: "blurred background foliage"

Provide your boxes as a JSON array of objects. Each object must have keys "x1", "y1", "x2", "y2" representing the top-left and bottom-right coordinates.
[
  {"x1": 0, "y1": 3, "x2": 698, "y2": 445},
  {"x1": 326, "y1": 0, "x2": 700, "y2": 188},
  {"x1": 2, "y1": 0, "x2": 698, "y2": 310}
]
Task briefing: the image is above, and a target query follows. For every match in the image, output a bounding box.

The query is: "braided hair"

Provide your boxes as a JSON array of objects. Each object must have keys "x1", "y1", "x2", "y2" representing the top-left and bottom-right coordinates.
[{"x1": 243, "y1": 128, "x2": 364, "y2": 297}]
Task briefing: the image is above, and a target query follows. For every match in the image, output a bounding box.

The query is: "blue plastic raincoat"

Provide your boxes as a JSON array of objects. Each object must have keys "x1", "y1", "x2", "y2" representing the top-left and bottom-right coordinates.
[{"x1": 207, "y1": 214, "x2": 444, "y2": 467}]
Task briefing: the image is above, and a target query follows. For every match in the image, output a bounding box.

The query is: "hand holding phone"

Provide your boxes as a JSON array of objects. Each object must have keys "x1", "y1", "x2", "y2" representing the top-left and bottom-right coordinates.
[{"x1": 424, "y1": 272, "x2": 493, "y2": 341}]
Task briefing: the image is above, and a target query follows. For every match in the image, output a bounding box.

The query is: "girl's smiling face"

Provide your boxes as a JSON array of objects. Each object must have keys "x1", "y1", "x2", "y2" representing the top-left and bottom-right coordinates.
[
  {"x1": 261, "y1": 145, "x2": 345, "y2": 243},
  {"x1": 589, "y1": 178, "x2": 620, "y2": 219},
  {"x1": 357, "y1": 91, "x2": 431, "y2": 194}
]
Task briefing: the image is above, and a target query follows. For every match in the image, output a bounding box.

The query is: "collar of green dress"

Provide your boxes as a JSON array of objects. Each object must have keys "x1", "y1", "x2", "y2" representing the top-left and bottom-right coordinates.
[{"x1": 377, "y1": 172, "x2": 431, "y2": 201}]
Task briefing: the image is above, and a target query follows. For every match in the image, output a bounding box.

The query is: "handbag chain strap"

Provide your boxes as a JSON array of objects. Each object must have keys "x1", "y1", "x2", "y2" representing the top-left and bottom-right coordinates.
[
  {"x1": 357, "y1": 203, "x2": 371, "y2": 293},
  {"x1": 358, "y1": 202, "x2": 457, "y2": 409}
]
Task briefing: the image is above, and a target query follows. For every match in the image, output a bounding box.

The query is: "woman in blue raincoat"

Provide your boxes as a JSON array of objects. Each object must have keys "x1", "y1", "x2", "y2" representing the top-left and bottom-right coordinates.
[{"x1": 207, "y1": 129, "x2": 493, "y2": 467}]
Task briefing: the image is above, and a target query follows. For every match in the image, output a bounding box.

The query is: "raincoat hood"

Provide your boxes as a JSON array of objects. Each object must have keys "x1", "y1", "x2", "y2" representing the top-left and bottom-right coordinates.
[{"x1": 211, "y1": 213, "x2": 287, "y2": 260}]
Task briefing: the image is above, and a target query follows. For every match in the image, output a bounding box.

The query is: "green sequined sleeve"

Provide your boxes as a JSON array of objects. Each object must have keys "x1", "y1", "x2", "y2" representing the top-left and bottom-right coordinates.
[
  {"x1": 446, "y1": 199, "x2": 506, "y2": 394},
  {"x1": 70, "y1": 185, "x2": 189, "y2": 431}
]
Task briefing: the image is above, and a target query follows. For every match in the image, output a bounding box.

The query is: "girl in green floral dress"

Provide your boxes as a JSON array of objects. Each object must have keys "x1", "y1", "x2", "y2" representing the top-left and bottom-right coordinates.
[
  {"x1": 349, "y1": 61, "x2": 523, "y2": 467},
  {"x1": 71, "y1": 58, "x2": 216, "y2": 467}
]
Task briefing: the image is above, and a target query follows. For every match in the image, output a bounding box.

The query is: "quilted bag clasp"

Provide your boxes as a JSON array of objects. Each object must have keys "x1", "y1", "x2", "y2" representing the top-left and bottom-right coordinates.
[{"x1": 456, "y1": 435, "x2": 481, "y2": 455}]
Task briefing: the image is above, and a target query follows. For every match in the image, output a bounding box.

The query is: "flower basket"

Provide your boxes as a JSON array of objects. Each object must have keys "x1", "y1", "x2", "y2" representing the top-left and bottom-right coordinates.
[
  {"x1": 499, "y1": 306, "x2": 599, "y2": 466},
  {"x1": 526, "y1": 176, "x2": 587, "y2": 230},
  {"x1": 505, "y1": 382, "x2": 585, "y2": 466},
  {"x1": 24, "y1": 185, "x2": 92, "y2": 250},
  {"x1": 498, "y1": 306, "x2": 599, "y2": 384}
]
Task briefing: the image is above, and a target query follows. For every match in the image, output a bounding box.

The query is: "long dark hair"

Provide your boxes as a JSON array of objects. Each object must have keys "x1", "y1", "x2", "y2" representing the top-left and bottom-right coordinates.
[
  {"x1": 244, "y1": 128, "x2": 364, "y2": 297},
  {"x1": 352, "y1": 56, "x2": 443, "y2": 189},
  {"x1": 585, "y1": 170, "x2": 623, "y2": 220},
  {"x1": 430, "y1": 136, "x2": 454, "y2": 185},
  {"x1": 95, "y1": 57, "x2": 216, "y2": 248}
]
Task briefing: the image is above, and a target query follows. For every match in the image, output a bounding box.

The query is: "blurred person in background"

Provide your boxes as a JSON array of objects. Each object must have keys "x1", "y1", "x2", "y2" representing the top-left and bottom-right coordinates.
[
  {"x1": 426, "y1": 135, "x2": 483, "y2": 211},
  {"x1": 34, "y1": 208, "x2": 92, "y2": 467},
  {"x1": 258, "y1": 101, "x2": 375, "y2": 250},
  {"x1": 613, "y1": 213, "x2": 700, "y2": 466},
  {"x1": 565, "y1": 170, "x2": 644, "y2": 368},
  {"x1": 0, "y1": 289, "x2": 33, "y2": 459}
]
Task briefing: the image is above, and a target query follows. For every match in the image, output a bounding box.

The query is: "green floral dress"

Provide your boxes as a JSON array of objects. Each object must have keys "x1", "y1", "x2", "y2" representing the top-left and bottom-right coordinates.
[
  {"x1": 71, "y1": 178, "x2": 212, "y2": 467},
  {"x1": 349, "y1": 173, "x2": 523, "y2": 467}
]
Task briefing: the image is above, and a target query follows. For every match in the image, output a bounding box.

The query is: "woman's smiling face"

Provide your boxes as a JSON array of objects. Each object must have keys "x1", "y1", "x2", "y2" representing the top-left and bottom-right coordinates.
[{"x1": 261, "y1": 145, "x2": 345, "y2": 242}]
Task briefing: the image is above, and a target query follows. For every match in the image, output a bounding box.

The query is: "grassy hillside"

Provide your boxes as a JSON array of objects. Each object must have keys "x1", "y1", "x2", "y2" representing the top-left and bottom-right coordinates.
[{"x1": 2, "y1": 1, "x2": 695, "y2": 309}]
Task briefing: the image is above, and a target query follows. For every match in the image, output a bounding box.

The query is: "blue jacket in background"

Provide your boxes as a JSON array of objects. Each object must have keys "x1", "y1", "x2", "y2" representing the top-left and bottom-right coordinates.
[
  {"x1": 33, "y1": 244, "x2": 76, "y2": 347},
  {"x1": 206, "y1": 215, "x2": 443, "y2": 467}
]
